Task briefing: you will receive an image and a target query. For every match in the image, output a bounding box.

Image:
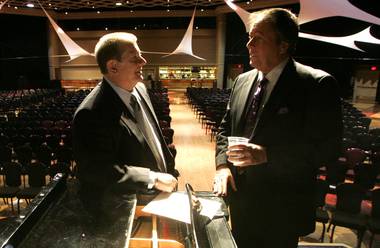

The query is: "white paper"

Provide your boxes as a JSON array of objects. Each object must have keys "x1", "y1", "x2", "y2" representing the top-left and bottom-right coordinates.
[{"x1": 142, "y1": 192, "x2": 221, "y2": 224}]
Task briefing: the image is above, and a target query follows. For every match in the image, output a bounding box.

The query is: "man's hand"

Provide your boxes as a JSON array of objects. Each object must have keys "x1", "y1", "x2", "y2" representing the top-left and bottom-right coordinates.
[
  {"x1": 227, "y1": 143, "x2": 267, "y2": 167},
  {"x1": 154, "y1": 172, "x2": 178, "y2": 192},
  {"x1": 213, "y1": 165, "x2": 237, "y2": 196}
]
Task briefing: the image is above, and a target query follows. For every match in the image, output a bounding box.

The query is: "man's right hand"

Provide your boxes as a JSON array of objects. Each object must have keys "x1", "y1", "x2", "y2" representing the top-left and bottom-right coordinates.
[
  {"x1": 154, "y1": 172, "x2": 178, "y2": 192},
  {"x1": 213, "y1": 165, "x2": 237, "y2": 196}
]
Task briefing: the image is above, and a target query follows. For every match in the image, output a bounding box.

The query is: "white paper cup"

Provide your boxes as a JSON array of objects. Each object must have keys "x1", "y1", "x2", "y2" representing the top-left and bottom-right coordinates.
[
  {"x1": 227, "y1": 136, "x2": 249, "y2": 146},
  {"x1": 227, "y1": 136, "x2": 249, "y2": 163}
]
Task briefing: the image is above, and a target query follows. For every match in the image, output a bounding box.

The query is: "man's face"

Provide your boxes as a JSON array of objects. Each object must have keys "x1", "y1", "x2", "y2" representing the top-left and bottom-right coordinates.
[
  {"x1": 115, "y1": 43, "x2": 147, "y2": 89},
  {"x1": 246, "y1": 20, "x2": 286, "y2": 74}
]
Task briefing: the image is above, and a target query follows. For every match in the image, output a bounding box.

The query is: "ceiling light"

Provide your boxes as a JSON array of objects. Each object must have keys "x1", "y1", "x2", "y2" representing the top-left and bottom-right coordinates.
[
  {"x1": 97, "y1": 10, "x2": 100, "y2": 14},
  {"x1": 105, "y1": 27, "x2": 108, "y2": 30},
  {"x1": 76, "y1": 27, "x2": 80, "y2": 31},
  {"x1": 115, "y1": 2, "x2": 122, "y2": 6},
  {"x1": 26, "y1": 3, "x2": 34, "y2": 8},
  {"x1": 14, "y1": 6, "x2": 18, "y2": 9},
  {"x1": 167, "y1": 9, "x2": 170, "y2": 12}
]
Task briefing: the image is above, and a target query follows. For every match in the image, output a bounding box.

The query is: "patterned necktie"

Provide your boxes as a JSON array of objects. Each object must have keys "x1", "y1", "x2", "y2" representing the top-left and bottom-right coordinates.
[
  {"x1": 130, "y1": 94, "x2": 166, "y2": 172},
  {"x1": 243, "y1": 77, "x2": 269, "y2": 138}
]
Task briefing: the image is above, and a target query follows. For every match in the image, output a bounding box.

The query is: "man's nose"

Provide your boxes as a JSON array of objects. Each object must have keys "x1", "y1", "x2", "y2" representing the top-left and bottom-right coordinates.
[
  {"x1": 246, "y1": 39, "x2": 254, "y2": 49},
  {"x1": 139, "y1": 56, "x2": 147, "y2": 66}
]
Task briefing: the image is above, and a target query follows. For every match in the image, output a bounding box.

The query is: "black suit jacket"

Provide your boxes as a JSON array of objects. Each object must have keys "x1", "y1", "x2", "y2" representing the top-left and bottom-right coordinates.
[
  {"x1": 216, "y1": 59, "x2": 342, "y2": 236},
  {"x1": 73, "y1": 79, "x2": 175, "y2": 216}
]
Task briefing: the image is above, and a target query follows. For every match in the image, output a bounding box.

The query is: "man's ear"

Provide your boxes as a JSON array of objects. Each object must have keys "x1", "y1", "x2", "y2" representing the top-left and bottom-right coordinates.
[
  {"x1": 280, "y1": 41, "x2": 289, "y2": 55},
  {"x1": 107, "y1": 60, "x2": 118, "y2": 73}
]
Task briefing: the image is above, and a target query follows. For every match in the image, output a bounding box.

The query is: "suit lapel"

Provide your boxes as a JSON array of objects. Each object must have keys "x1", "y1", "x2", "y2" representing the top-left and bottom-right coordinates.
[
  {"x1": 120, "y1": 113, "x2": 146, "y2": 144},
  {"x1": 102, "y1": 79, "x2": 147, "y2": 146},
  {"x1": 253, "y1": 60, "x2": 296, "y2": 137},
  {"x1": 135, "y1": 84, "x2": 161, "y2": 128},
  {"x1": 235, "y1": 70, "x2": 259, "y2": 129}
]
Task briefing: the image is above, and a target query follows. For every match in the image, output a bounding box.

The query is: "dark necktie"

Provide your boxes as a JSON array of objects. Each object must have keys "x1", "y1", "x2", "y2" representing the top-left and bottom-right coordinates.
[
  {"x1": 130, "y1": 94, "x2": 166, "y2": 172},
  {"x1": 243, "y1": 77, "x2": 268, "y2": 138}
]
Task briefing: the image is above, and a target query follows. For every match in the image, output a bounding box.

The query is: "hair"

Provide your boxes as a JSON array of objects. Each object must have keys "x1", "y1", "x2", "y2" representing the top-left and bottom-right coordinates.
[
  {"x1": 94, "y1": 32, "x2": 137, "y2": 74},
  {"x1": 255, "y1": 8, "x2": 299, "y2": 55}
]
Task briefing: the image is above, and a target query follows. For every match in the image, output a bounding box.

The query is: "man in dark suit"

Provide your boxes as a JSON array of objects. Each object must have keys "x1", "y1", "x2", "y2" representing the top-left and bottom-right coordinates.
[
  {"x1": 214, "y1": 8, "x2": 342, "y2": 248},
  {"x1": 73, "y1": 32, "x2": 177, "y2": 221}
]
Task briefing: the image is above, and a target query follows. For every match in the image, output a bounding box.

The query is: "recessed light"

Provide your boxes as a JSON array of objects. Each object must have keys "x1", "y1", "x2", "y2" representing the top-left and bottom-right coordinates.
[{"x1": 26, "y1": 3, "x2": 34, "y2": 8}]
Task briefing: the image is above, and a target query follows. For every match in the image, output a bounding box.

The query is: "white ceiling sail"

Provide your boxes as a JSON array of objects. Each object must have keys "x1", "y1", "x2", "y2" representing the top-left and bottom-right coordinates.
[
  {"x1": 162, "y1": 7, "x2": 205, "y2": 60},
  {"x1": 38, "y1": 1, "x2": 92, "y2": 62},
  {"x1": 298, "y1": 0, "x2": 380, "y2": 25},
  {"x1": 300, "y1": 27, "x2": 380, "y2": 52},
  {"x1": 0, "y1": 0, "x2": 8, "y2": 10},
  {"x1": 225, "y1": 0, "x2": 380, "y2": 52},
  {"x1": 225, "y1": 0, "x2": 255, "y2": 33}
]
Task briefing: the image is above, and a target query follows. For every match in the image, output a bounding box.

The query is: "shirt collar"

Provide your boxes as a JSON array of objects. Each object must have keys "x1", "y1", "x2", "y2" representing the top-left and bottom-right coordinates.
[
  {"x1": 105, "y1": 76, "x2": 137, "y2": 111},
  {"x1": 262, "y1": 57, "x2": 289, "y2": 85}
]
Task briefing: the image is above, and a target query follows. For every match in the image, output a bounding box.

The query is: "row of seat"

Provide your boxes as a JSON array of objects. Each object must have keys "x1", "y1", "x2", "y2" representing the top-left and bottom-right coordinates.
[
  {"x1": 186, "y1": 87, "x2": 230, "y2": 141},
  {"x1": 322, "y1": 147, "x2": 380, "y2": 191},
  {"x1": 0, "y1": 161, "x2": 69, "y2": 214},
  {"x1": 316, "y1": 180, "x2": 380, "y2": 248}
]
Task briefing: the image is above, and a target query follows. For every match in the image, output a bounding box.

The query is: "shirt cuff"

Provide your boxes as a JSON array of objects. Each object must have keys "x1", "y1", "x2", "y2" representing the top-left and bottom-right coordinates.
[{"x1": 148, "y1": 171, "x2": 158, "y2": 189}]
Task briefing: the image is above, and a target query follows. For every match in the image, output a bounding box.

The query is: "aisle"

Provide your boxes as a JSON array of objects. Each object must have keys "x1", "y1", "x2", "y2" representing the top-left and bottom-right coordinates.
[{"x1": 168, "y1": 90, "x2": 215, "y2": 191}]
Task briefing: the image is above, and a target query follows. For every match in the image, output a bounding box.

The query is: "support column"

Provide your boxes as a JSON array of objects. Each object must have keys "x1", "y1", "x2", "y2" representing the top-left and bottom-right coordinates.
[{"x1": 216, "y1": 14, "x2": 226, "y2": 89}]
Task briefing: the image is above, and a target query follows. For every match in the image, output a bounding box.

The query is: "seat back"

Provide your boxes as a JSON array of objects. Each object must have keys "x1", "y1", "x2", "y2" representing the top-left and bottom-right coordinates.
[
  {"x1": 3, "y1": 162, "x2": 22, "y2": 187},
  {"x1": 336, "y1": 183, "x2": 365, "y2": 214},
  {"x1": 344, "y1": 148, "x2": 367, "y2": 168},
  {"x1": 371, "y1": 188, "x2": 380, "y2": 219},
  {"x1": 354, "y1": 165, "x2": 378, "y2": 191},
  {"x1": 28, "y1": 162, "x2": 46, "y2": 187},
  {"x1": 315, "y1": 179, "x2": 329, "y2": 207},
  {"x1": 325, "y1": 161, "x2": 348, "y2": 186}
]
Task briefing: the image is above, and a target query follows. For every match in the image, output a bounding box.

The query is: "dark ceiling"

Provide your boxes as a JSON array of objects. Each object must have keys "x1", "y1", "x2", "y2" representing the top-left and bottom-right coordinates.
[{"x1": 3, "y1": 0, "x2": 252, "y2": 11}]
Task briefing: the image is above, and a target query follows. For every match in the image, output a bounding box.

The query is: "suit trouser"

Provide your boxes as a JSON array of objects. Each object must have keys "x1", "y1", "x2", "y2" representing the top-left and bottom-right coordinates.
[{"x1": 228, "y1": 175, "x2": 299, "y2": 248}]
